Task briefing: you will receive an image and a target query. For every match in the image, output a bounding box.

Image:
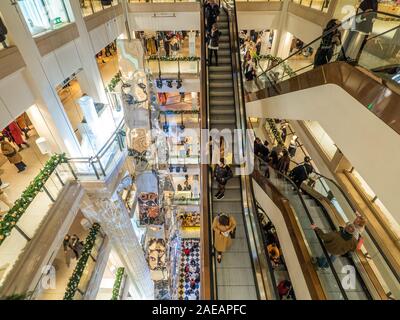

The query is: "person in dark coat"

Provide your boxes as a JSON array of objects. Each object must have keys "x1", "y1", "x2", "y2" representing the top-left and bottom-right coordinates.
[
  {"x1": 208, "y1": 24, "x2": 221, "y2": 66},
  {"x1": 213, "y1": 158, "x2": 233, "y2": 200},
  {"x1": 277, "y1": 149, "x2": 290, "y2": 176},
  {"x1": 314, "y1": 19, "x2": 341, "y2": 67},
  {"x1": 205, "y1": 0, "x2": 220, "y2": 33},
  {"x1": 254, "y1": 137, "x2": 269, "y2": 162},
  {"x1": 289, "y1": 156, "x2": 313, "y2": 188}
]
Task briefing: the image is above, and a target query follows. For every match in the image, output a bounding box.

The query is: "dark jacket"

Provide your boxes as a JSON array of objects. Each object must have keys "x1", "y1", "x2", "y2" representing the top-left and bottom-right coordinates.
[
  {"x1": 290, "y1": 163, "x2": 313, "y2": 182},
  {"x1": 214, "y1": 164, "x2": 233, "y2": 185},
  {"x1": 205, "y1": 3, "x2": 220, "y2": 23},
  {"x1": 209, "y1": 29, "x2": 221, "y2": 48},
  {"x1": 315, "y1": 227, "x2": 357, "y2": 256},
  {"x1": 0, "y1": 18, "x2": 7, "y2": 43},
  {"x1": 277, "y1": 155, "x2": 290, "y2": 175}
]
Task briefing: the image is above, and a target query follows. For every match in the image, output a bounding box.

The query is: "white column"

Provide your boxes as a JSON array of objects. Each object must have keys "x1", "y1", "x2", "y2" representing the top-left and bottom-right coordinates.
[
  {"x1": 68, "y1": 0, "x2": 108, "y2": 103},
  {"x1": 270, "y1": 0, "x2": 291, "y2": 58},
  {"x1": 0, "y1": 1, "x2": 82, "y2": 156},
  {"x1": 82, "y1": 193, "x2": 154, "y2": 299},
  {"x1": 277, "y1": 31, "x2": 293, "y2": 59}
]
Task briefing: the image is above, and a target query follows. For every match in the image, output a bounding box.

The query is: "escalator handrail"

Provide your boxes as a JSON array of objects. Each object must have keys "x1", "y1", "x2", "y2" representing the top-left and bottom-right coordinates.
[
  {"x1": 256, "y1": 10, "x2": 400, "y2": 80},
  {"x1": 254, "y1": 154, "x2": 349, "y2": 299}
]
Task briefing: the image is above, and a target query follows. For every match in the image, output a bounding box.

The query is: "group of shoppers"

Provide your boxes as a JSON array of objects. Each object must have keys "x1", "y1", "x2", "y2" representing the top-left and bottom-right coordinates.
[
  {"x1": 240, "y1": 31, "x2": 263, "y2": 81},
  {"x1": 1, "y1": 117, "x2": 30, "y2": 173},
  {"x1": 63, "y1": 234, "x2": 85, "y2": 268},
  {"x1": 205, "y1": 0, "x2": 221, "y2": 66}
]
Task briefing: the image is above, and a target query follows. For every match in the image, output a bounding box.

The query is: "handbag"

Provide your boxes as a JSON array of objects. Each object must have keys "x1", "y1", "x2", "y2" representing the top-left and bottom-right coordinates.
[
  {"x1": 356, "y1": 236, "x2": 364, "y2": 250},
  {"x1": 230, "y1": 227, "x2": 236, "y2": 239}
]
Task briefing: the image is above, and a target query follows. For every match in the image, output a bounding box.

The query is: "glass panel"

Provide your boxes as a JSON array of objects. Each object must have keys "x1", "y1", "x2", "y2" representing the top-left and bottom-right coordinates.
[{"x1": 18, "y1": 0, "x2": 71, "y2": 36}]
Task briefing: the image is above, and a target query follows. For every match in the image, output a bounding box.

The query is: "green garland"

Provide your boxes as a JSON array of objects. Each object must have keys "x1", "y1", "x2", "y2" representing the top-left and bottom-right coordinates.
[
  {"x1": 160, "y1": 110, "x2": 200, "y2": 115},
  {"x1": 266, "y1": 119, "x2": 284, "y2": 146},
  {"x1": 107, "y1": 71, "x2": 122, "y2": 92},
  {"x1": 0, "y1": 153, "x2": 67, "y2": 246},
  {"x1": 256, "y1": 54, "x2": 296, "y2": 78},
  {"x1": 111, "y1": 267, "x2": 125, "y2": 300},
  {"x1": 147, "y1": 55, "x2": 200, "y2": 62},
  {"x1": 63, "y1": 223, "x2": 101, "y2": 300}
]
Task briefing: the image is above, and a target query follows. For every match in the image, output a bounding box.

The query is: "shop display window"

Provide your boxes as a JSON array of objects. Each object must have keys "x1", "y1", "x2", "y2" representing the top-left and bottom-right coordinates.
[{"x1": 18, "y1": 0, "x2": 71, "y2": 36}]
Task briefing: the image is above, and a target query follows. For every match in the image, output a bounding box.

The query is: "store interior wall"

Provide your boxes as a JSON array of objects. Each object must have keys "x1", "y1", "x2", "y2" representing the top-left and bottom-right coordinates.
[{"x1": 246, "y1": 83, "x2": 400, "y2": 225}]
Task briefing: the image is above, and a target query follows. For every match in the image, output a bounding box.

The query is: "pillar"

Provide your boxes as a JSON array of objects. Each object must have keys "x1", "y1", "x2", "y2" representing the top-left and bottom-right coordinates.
[
  {"x1": 0, "y1": 1, "x2": 82, "y2": 156},
  {"x1": 81, "y1": 192, "x2": 154, "y2": 300},
  {"x1": 68, "y1": 0, "x2": 108, "y2": 103}
]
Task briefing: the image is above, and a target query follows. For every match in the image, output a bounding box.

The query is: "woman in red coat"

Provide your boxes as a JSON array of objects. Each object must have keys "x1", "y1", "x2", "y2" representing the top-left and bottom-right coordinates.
[{"x1": 7, "y1": 121, "x2": 30, "y2": 150}]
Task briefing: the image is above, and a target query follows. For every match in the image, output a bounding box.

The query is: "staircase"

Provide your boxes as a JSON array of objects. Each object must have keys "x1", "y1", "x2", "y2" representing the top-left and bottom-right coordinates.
[{"x1": 208, "y1": 9, "x2": 258, "y2": 300}]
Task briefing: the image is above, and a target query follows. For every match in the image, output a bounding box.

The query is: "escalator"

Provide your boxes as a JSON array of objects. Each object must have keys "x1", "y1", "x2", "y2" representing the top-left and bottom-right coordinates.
[
  {"x1": 245, "y1": 10, "x2": 400, "y2": 135},
  {"x1": 203, "y1": 1, "x2": 275, "y2": 300},
  {"x1": 241, "y1": 9, "x2": 400, "y2": 299}
]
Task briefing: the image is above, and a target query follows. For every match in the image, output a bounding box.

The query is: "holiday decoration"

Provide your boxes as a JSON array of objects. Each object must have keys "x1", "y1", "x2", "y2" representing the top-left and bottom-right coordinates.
[
  {"x1": 63, "y1": 223, "x2": 101, "y2": 300},
  {"x1": 266, "y1": 119, "x2": 284, "y2": 146},
  {"x1": 0, "y1": 154, "x2": 67, "y2": 246},
  {"x1": 111, "y1": 267, "x2": 125, "y2": 300},
  {"x1": 107, "y1": 71, "x2": 122, "y2": 92},
  {"x1": 147, "y1": 56, "x2": 200, "y2": 62}
]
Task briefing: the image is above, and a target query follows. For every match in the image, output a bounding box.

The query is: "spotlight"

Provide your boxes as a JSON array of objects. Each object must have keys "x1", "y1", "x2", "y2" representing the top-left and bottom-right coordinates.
[
  {"x1": 156, "y1": 78, "x2": 163, "y2": 89},
  {"x1": 176, "y1": 79, "x2": 182, "y2": 89},
  {"x1": 166, "y1": 80, "x2": 173, "y2": 88}
]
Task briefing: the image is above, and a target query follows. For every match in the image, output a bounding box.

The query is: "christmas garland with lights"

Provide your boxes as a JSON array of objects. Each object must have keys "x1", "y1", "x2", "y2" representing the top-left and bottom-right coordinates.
[
  {"x1": 266, "y1": 119, "x2": 284, "y2": 146},
  {"x1": 160, "y1": 110, "x2": 200, "y2": 115},
  {"x1": 147, "y1": 55, "x2": 200, "y2": 62},
  {"x1": 63, "y1": 223, "x2": 101, "y2": 300},
  {"x1": 256, "y1": 55, "x2": 296, "y2": 78},
  {"x1": 111, "y1": 267, "x2": 125, "y2": 300},
  {"x1": 107, "y1": 71, "x2": 122, "y2": 92},
  {"x1": 0, "y1": 154, "x2": 67, "y2": 246}
]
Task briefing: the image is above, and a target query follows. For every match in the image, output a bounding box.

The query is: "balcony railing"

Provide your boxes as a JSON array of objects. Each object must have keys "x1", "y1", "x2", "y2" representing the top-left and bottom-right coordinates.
[
  {"x1": 145, "y1": 56, "x2": 201, "y2": 78},
  {"x1": 0, "y1": 155, "x2": 77, "y2": 287}
]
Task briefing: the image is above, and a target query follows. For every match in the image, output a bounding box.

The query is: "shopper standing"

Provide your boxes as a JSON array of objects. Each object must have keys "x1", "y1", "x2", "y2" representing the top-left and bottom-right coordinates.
[
  {"x1": 213, "y1": 158, "x2": 233, "y2": 200},
  {"x1": 314, "y1": 19, "x2": 341, "y2": 67},
  {"x1": 208, "y1": 24, "x2": 221, "y2": 66},
  {"x1": 0, "y1": 136, "x2": 27, "y2": 172},
  {"x1": 205, "y1": 0, "x2": 220, "y2": 33},
  {"x1": 7, "y1": 122, "x2": 30, "y2": 150},
  {"x1": 277, "y1": 149, "x2": 291, "y2": 176},
  {"x1": 212, "y1": 213, "x2": 237, "y2": 263},
  {"x1": 0, "y1": 186, "x2": 13, "y2": 216},
  {"x1": 289, "y1": 156, "x2": 313, "y2": 188}
]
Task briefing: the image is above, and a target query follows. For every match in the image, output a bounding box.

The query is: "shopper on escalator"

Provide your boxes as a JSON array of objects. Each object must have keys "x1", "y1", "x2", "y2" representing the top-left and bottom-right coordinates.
[
  {"x1": 213, "y1": 158, "x2": 233, "y2": 200},
  {"x1": 212, "y1": 213, "x2": 237, "y2": 263},
  {"x1": 311, "y1": 223, "x2": 358, "y2": 269},
  {"x1": 208, "y1": 24, "x2": 221, "y2": 66},
  {"x1": 289, "y1": 156, "x2": 313, "y2": 189},
  {"x1": 314, "y1": 19, "x2": 342, "y2": 67},
  {"x1": 205, "y1": 0, "x2": 220, "y2": 33},
  {"x1": 277, "y1": 149, "x2": 291, "y2": 176}
]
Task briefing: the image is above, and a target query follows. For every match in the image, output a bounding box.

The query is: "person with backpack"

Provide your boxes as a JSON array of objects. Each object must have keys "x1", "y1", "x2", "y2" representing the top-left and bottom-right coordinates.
[
  {"x1": 212, "y1": 213, "x2": 237, "y2": 263},
  {"x1": 289, "y1": 156, "x2": 313, "y2": 189},
  {"x1": 213, "y1": 158, "x2": 233, "y2": 200}
]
